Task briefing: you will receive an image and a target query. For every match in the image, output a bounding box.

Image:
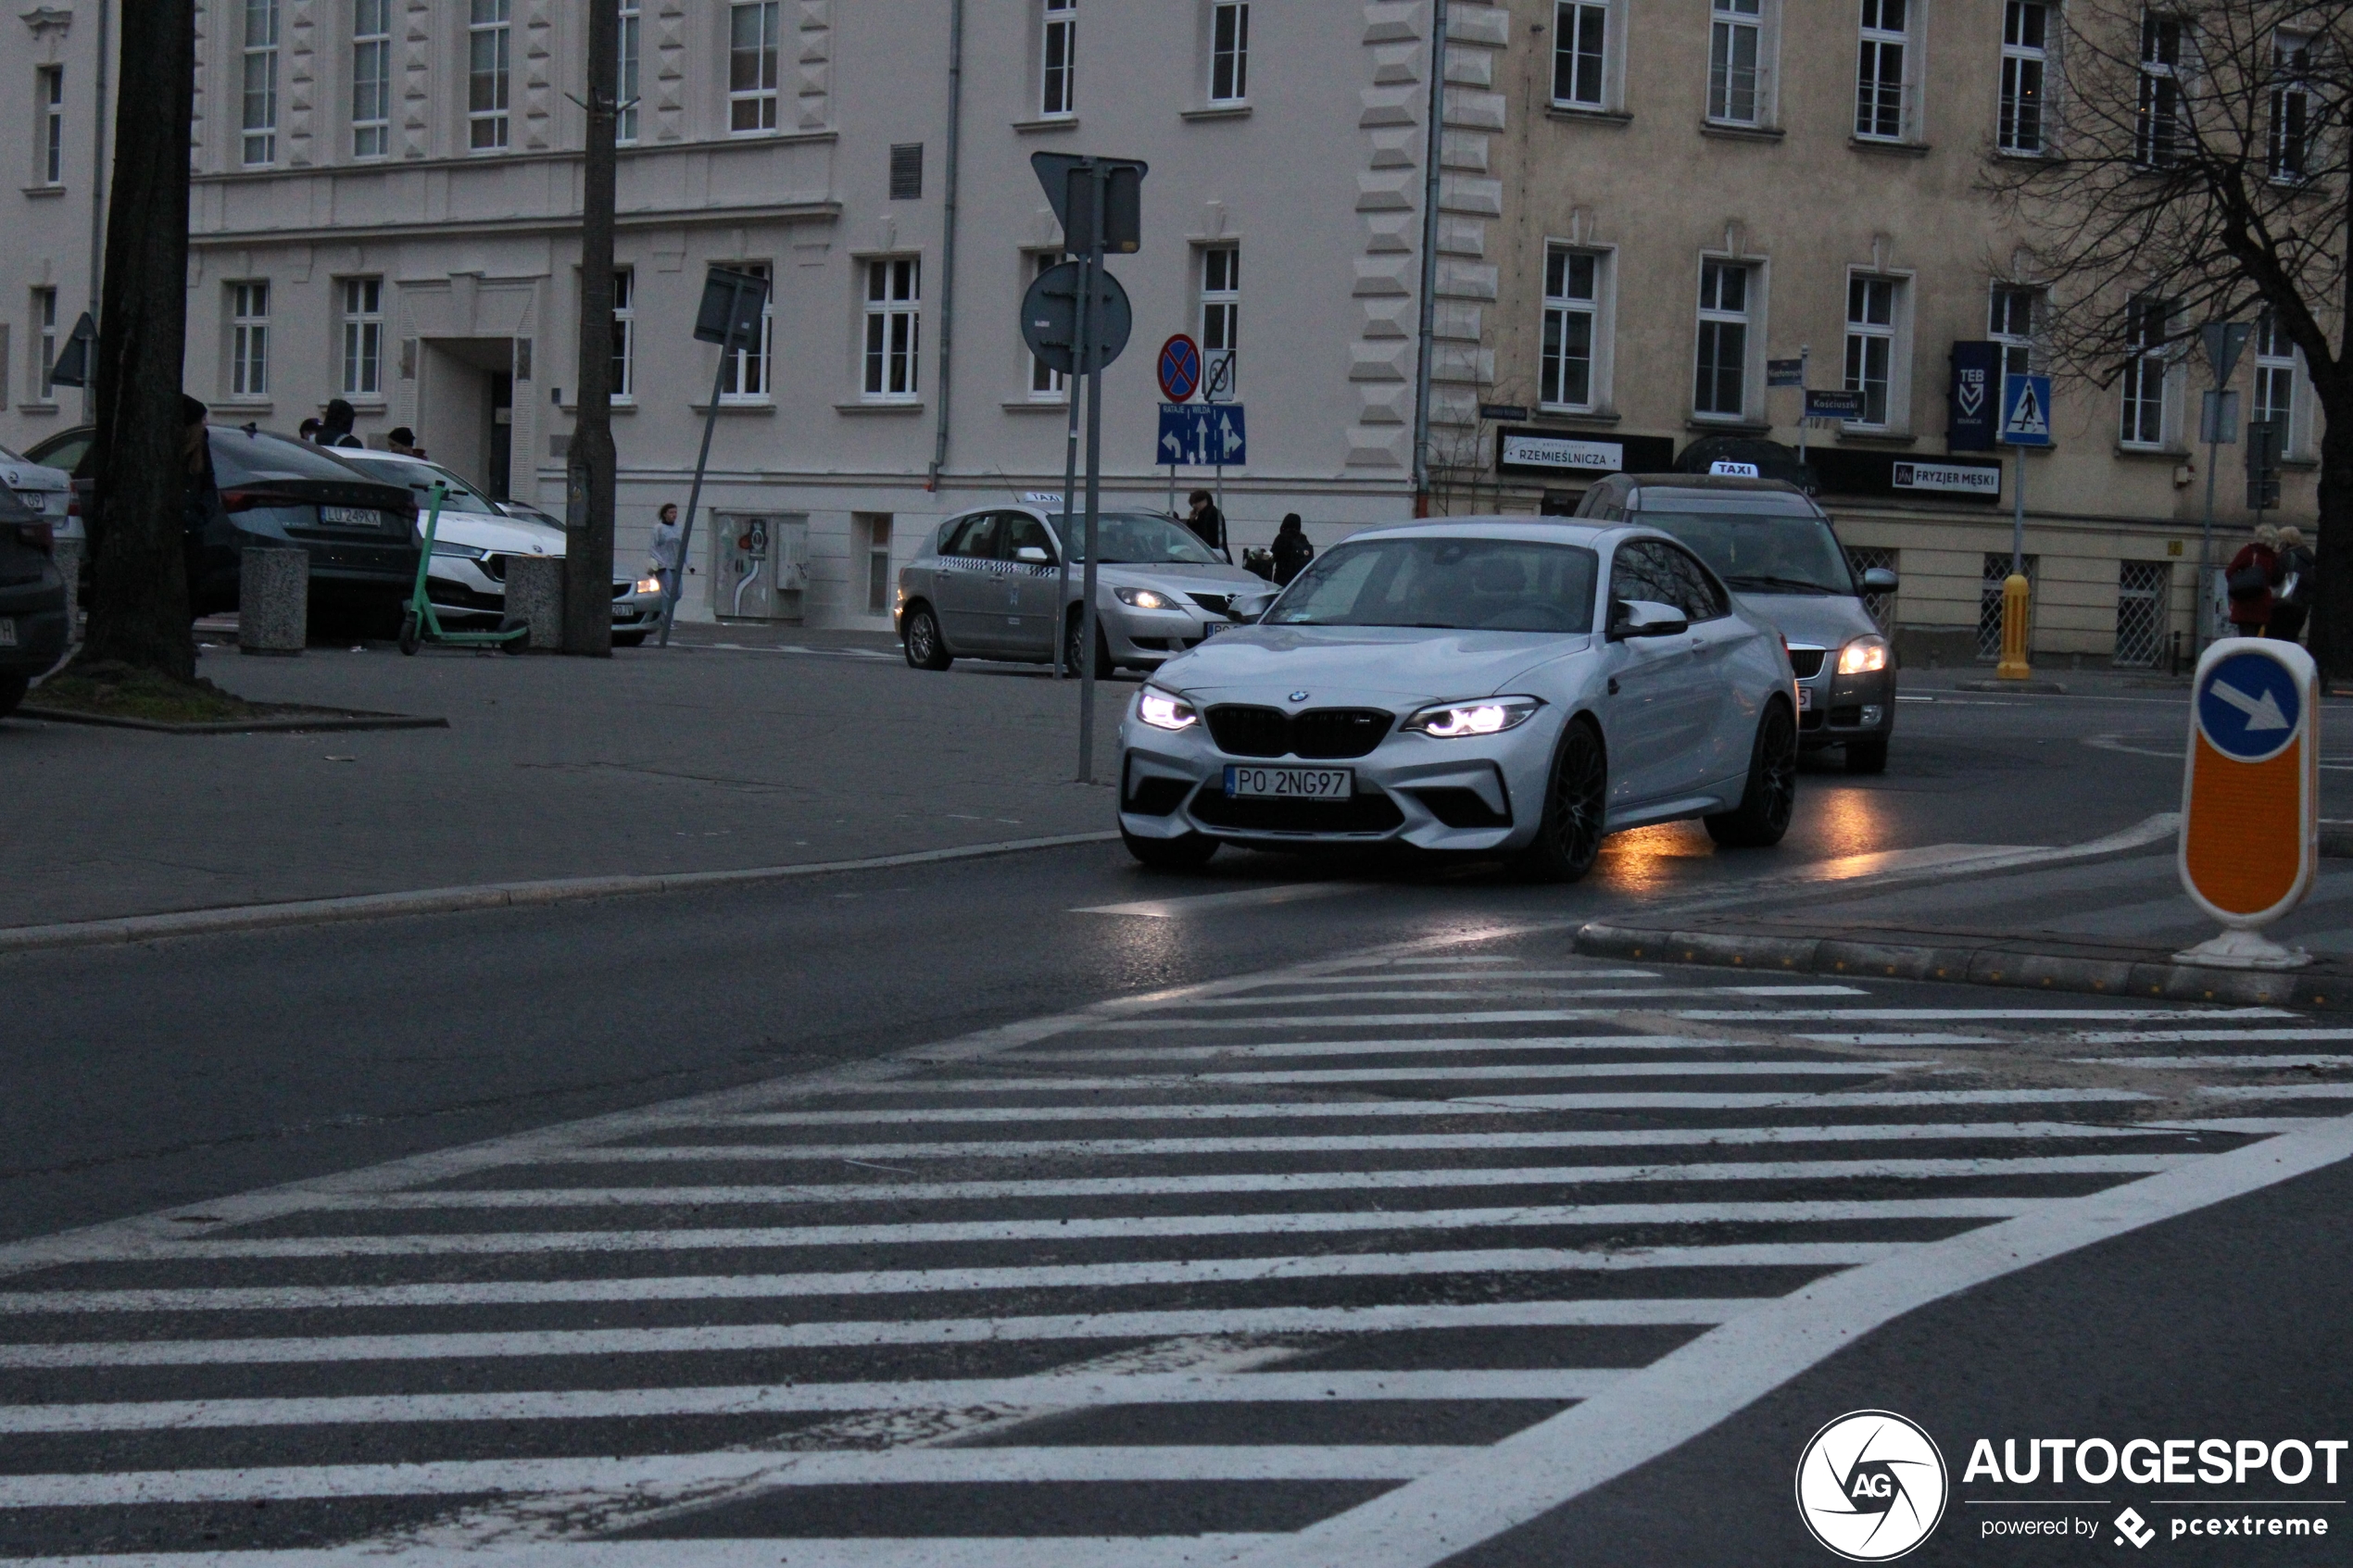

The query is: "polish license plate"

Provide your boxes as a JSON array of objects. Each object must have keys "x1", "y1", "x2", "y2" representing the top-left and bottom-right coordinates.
[
  {"x1": 0, "y1": 618, "x2": 15, "y2": 647},
  {"x1": 1796, "y1": 684, "x2": 1815, "y2": 711},
  {"x1": 1224, "y1": 765, "x2": 1353, "y2": 800},
  {"x1": 319, "y1": 506, "x2": 383, "y2": 528}
]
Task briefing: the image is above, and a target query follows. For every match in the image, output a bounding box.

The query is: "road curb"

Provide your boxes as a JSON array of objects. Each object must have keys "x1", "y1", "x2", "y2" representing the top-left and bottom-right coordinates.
[
  {"x1": 1575, "y1": 919, "x2": 2353, "y2": 1009},
  {"x1": 18, "y1": 705, "x2": 449, "y2": 734},
  {"x1": 0, "y1": 832, "x2": 1122, "y2": 958}
]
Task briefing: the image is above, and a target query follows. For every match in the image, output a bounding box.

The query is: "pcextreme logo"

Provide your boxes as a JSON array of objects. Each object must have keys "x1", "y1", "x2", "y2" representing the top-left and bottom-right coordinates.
[{"x1": 1796, "y1": 1410, "x2": 1951, "y2": 1562}]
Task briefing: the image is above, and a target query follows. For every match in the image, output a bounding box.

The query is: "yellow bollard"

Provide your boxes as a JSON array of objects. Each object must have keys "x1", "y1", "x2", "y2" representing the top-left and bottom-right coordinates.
[{"x1": 1994, "y1": 572, "x2": 2032, "y2": 681}]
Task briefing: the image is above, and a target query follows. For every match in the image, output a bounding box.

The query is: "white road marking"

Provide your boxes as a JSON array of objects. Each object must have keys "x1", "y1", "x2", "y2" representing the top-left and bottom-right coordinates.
[
  {"x1": 1236, "y1": 970, "x2": 1659, "y2": 985},
  {"x1": 2077, "y1": 1055, "x2": 2353, "y2": 1070},
  {"x1": 2070, "y1": 1028, "x2": 2353, "y2": 1044},
  {"x1": 98, "y1": 1198, "x2": 2057, "y2": 1261},
  {"x1": 0, "y1": 1445, "x2": 1476, "y2": 1509},
  {"x1": 893, "y1": 1061, "x2": 1923, "y2": 1091},
  {"x1": 0, "y1": 1301, "x2": 1766, "y2": 1370},
  {"x1": 0, "y1": 1540, "x2": 1285, "y2": 1568},
  {"x1": 1681, "y1": 1008, "x2": 2297, "y2": 1022},
  {"x1": 1793, "y1": 1033, "x2": 2004, "y2": 1047},
  {"x1": 0, "y1": 1369, "x2": 1637, "y2": 1434},
  {"x1": 2197, "y1": 1082, "x2": 2353, "y2": 1099},
  {"x1": 1075, "y1": 883, "x2": 1368, "y2": 917},
  {"x1": 1473, "y1": 1088, "x2": 2155, "y2": 1110},
  {"x1": 1153, "y1": 986, "x2": 1869, "y2": 1007},
  {"x1": 1086, "y1": 1005, "x2": 1862, "y2": 1032},
  {"x1": 303, "y1": 1154, "x2": 2182, "y2": 1210},
  {"x1": 0, "y1": 1244, "x2": 1907, "y2": 1319},
  {"x1": 997, "y1": 1035, "x2": 1748, "y2": 1061}
]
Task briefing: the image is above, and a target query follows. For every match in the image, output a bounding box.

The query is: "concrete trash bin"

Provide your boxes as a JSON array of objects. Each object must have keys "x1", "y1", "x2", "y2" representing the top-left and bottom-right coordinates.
[
  {"x1": 505, "y1": 555, "x2": 564, "y2": 650},
  {"x1": 239, "y1": 546, "x2": 308, "y2": 655}
]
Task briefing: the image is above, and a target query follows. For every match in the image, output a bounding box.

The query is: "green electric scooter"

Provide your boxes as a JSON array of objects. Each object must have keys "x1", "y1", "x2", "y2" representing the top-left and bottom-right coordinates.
[{"x1": 396, "y1": 482, "x2": 531, "y2": 656}]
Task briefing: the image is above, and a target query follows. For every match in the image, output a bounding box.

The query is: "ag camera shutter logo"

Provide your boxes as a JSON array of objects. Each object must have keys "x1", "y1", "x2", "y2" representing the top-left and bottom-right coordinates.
[{"x1": 1795, "y1": 1410, "x2": 1949, "y2": 1561}]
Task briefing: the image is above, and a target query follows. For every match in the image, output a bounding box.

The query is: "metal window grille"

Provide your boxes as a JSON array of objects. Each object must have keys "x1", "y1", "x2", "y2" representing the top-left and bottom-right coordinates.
[
  {"x1": 1999, "y1": 1, "x2": 2047, "y2": 153},
  {"x1": 1554, "y1": 2, "x2": 1606, "y2": 107},
  {"x1": 1843, "y1": 275, "x2": 1896, "y2": 426},
  {"x1": 1709, "y1": 0, "x2": 1762, "y2": 123},
  {"x1": 1845, "y1": 546, "x2": 1898, "y2": 632},
  {"x1": 888, "y1": 144, "x2": 924, "y2": 200},
  {"x1": 1855, "y1": 0, "x2": 1906, "y2": 140},
  {"x1": 2114, "y1": 560, "x2": 2169, "y2": 668},
  {"x1": 1978, "y1": 551, "x2": 2035, "y2": 661}
]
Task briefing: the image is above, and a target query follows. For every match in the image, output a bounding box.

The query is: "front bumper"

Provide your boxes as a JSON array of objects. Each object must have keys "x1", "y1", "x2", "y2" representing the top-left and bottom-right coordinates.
[
  {"x1": 1117, "y1": 702, "x2": 1562, "y2": 852},
  {"x1": 1797, "y1": 666, "x2": 1895, "y2": 746},
  {"x1": 1101, "y1": 602, "x2": 1251, "y2": 666}
]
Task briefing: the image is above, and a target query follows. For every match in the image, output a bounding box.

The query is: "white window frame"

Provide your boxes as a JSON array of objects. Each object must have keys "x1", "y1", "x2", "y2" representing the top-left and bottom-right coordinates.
[
  {"x1": 1199, "y1": 244, "x2": 1239, "y2": 370},
  {"x1": 339, "y1": 277, "x2": 383, "y2": 399},
  {"x1": 611, "y1": 267, "x2": 636, "y2": 402},
  {"x1": 2254, "y1": 310, "x2": 2298, "y2": 456},
  {"x1": 729, "y1": 0, "x2": 780, "y2": 134},
  {"x1": 31, "y1": 287, "x2": 57, "y2": 404},
  {"x1": 1842, "y1": 271, "x2": 1908, "y2": 430},
  {"x1": 1989, "y1": 282, "x2": 2041, "y2": 381},
  {"x1": 1540, "y1": 245, "x2": 1609, "y2": 413},
  {"x1": 1998, "y1": 1, "x2": 2050, "y2": 154},
  {"x1": 1041, "y1": 0, "x2": 1076, "y2": 118},
  {"x1": 1693, "y1": 257, "x2": 1757, "y2": 420},
  {"x1": 1027, "y1": 251, "x2": 1065, "y2": 399},
  {"x1": 2270, "y1": 30, "x2": 2309, "y2": 181},
  {"x1": 351, "y1": 0, "x2": 392, "y2": 158},
  {"x1": 2134, "y1": 11, "x2": 2183, "y2": 168},
  {"x1": 229, "y1": 282, "x2": 271, "y2": 401},
  {"x1": 1854, "y1": 0, "x2": 1913, "y2": 144},
  {"x1": 719, "y1": 262, "x2": 774, "y2": 402},
  {"x1": 468, "y1": 0, "x2": 511, "y2": 152},
  {"x1": 37, "y1": 65, "x2": 65, "y2": 187},
  {"x1": 1707, "y1": 0, "x2": 1771, "y2": 128},
  {"x1": 862, "y1": 257, "x2": 922, "y2": 402},
  {"x1": 1552, "y1": 1, "x2": 1613, "y2": 111},
  {"x1": 2120, "y1": 295, "x2": 2173, "y2": 449},
  {"x1": 1208, "y1": 1, "x2": 1248, "y2": 105},
  {"x1": 241, "y1": 0, "x2": 280, "y2": 166},
  {"x1": 617, "y1": 0, "x2": 641, "y2": 144}
]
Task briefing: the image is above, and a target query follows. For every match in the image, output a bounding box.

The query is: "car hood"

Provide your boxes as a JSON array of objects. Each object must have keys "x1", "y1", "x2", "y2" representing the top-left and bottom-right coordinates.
[
  {"x1": 1732, "y1": 590, "x2": 1880, "y2": 649},
  {"x1": 1099, "y1": 560, "x2": 1273, "y2": 599},
  {"x1": 432, "y1": 511, "x2": 568, "y2": 557},
  {"x1": 1154, "y1": 624, "x2": 1592, "y2": 702}
]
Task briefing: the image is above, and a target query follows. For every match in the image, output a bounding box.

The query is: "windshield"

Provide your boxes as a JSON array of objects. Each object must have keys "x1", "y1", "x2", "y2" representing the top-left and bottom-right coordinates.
[
  {"x1": 209, "y1": 428, "x2": 396, "y2": 487},
  {"x1": 1052, "y1": 512, "x2": 1224, "y2": 566},
  {"x1": 1638, "y1": 509, "x2": 1856, "y2": 596},
  {"x1": 346, "y1": 454, "x2": 502, "y2": 515},
  {"x1": 1266, "y1": 536, "x2": 1598, "y2": 633}
]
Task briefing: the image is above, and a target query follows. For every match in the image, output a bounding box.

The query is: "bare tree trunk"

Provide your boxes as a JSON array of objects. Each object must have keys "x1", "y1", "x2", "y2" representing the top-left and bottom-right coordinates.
[
  {"x1": 561, "y1": 0, "x2": 620, "y2": 657},
  {"x1": 2313, "y1": 387, "x2": 2353, "y2": 679},
  {"x1": 79, "y1": 0, "x2": 196, "y2": 681}
]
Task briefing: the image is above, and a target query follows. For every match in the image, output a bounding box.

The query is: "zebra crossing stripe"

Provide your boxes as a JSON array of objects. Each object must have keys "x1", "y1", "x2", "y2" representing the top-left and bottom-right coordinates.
[
  {"x1": 1000, "y1": 1035, "x2": 1740, "y2": 1060},
  {"x1": 0, "y1": 1540, "x2": 1288, "y2": 1568},
  {"x1": 1152, "y1": 986, "x2": 1869, "y2": 1007},
  {"x1": 704, "y1": 1062, "x2": 1931, "y2": 1092}
]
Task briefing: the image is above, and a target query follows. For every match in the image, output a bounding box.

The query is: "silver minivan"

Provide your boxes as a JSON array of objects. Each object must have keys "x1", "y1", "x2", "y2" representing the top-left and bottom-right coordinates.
[{"x1": 1576, "y1": 474, "x2": 1897, "y2": 772}]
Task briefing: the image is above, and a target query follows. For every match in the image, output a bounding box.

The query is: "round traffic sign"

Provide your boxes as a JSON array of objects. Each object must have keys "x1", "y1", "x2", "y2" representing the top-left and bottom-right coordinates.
[
  {"x1": 1020, "y1": 261, "x2": 1134, "y2": 375},
  {"x1": 2196, "y1": 648, "x2": 2303, "y2": 763},
  {"x1": 1157, "y1": 334, "x2": 1202, "y2": 403}
]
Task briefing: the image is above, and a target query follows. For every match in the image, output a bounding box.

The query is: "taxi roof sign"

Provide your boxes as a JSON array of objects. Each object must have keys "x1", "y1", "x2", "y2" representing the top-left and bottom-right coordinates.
[{"x1": 2178, "y1": 637, "x2": 2318, "y2": 956}]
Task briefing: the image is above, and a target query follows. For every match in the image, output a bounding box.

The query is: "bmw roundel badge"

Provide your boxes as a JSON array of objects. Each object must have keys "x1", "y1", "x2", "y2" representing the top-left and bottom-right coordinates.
[{"x1": 1289, "y1": 691, "x2": 1310, "y2": 702}]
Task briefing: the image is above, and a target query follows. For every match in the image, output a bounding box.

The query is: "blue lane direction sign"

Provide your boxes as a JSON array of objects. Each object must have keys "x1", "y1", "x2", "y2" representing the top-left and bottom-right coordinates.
[
  {"x1": 1157, "y1": 403, "x2": 1248, "y2": 467},
  {"x1": 2197, "y1": 647, "x2": 2303, "y2": 763},
  {"x1": 1157, "y1": 334, "x2": 1201, "y2": 404},
  {"x1": 2000, "y1": 373, "x2": 2054, "y2": 446}
]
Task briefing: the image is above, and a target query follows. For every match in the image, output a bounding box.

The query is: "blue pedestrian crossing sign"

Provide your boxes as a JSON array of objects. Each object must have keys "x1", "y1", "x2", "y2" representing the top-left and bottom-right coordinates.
[
  {"x1": 1158, "y1": 402, "x2": 1248, "y2": 467},
  {"x1": 2196, "y1": 647, "x2": 2303, "y2": 763},
  {"x1": 1999, "y1": 373, "x2": 2053, "y2": 446}
]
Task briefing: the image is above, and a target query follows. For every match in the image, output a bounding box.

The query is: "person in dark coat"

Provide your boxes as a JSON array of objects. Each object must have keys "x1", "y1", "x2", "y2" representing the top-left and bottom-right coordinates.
[
  {"x1": 1183, "y1": 489, "x2": 1228, "y2": 559},
  {"x1": 181, "y1": 395, "x2": 231, "y2": 618},
  {"x1": 1271, "y1": 513, "x2": 1315, "y2": 585},
  {"x1": 2269, "y1": 524, "x2": 2315, "y2": 643},
  {"x1": 2225, "y1": 524, "x2": 2280, "y2": 636},
  {"x1": 318, "y1": 398, "x2": 365, "y2": 449}
]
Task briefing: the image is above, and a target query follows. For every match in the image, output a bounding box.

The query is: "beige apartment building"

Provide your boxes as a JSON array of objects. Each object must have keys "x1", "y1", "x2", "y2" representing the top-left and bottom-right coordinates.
[{"x1": 1432, "y1": 0, "x2": 2322, "y2": 667}]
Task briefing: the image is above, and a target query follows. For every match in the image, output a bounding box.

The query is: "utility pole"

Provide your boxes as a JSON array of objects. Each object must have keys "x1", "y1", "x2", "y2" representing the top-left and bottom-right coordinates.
[{"x1": 562, "y1": 0, "x2": 621, "y2": 657}]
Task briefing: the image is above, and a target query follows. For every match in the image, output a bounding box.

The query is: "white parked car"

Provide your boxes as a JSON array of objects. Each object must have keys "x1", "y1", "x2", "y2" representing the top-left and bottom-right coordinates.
[
  {"x1": 1116, "y1": 518, "x2": 1800, "y2": 881},
  {"x1": 0, "y1": 445, "x2": 74, "y2": 540},
  {"x1": 329, "y1": 449, "x2": 665, "y2": 644}
]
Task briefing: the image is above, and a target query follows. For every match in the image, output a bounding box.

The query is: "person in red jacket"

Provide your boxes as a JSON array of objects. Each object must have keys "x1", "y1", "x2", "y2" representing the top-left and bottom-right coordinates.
[{"x1": 2225, "y1": 524, "x2": 2281, "y2": 635}]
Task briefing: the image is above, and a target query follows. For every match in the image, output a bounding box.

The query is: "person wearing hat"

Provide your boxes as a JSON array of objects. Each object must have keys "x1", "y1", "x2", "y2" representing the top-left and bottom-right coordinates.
[
  {"x1": 1271, "y1": 513, "x2": 1315, "y2": 585},
  {"x1": 386, "y1": 427, "x2": 425, "y2": 458},
  {"x1": 317, "y1": 398, "x2": 365, "y2": 449}
]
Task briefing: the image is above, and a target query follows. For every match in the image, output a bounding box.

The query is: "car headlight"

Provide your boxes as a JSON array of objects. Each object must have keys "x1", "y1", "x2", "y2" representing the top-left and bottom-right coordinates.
[
  {"x1": 633, "y1": 576, "x2": 663, "y2": 595},
  {"x1": 431, "y1": 542, "x2": 489, "y2": 559},
  {"x1": 1837, "y1": 634, "x2": 1890, "y2": 675},
  {"x1": 1401, "y1": 696, "x2": 1543, "y2": 738},
  {"x1": 1137, "y1": 685, "x2": 1200, "y2": 732},
  {"x1": 1114, "y1": 586, "x2": 1173, "y2": 609}
]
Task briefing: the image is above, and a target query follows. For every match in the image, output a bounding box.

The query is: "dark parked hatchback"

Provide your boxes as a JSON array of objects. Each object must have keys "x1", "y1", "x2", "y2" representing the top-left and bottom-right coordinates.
[{"x1": 0, "y1": 484, "x2": 69, "y2": 719}]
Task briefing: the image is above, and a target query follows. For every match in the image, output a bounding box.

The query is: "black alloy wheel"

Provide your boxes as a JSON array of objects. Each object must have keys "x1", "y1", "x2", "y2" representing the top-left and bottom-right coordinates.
[
  {"x1": 1063, "y1": 609, "x2": 1115, "y2": 680},
  {"x1": 1705, "y1": 700, "x2": 1799, "y2": 847},
  {"x1": 903, "y1": 603, "x2": 952, "y2": 671},
  {"x1": 1512, "y1": 718, "x2": 1608, "y2": 883}
]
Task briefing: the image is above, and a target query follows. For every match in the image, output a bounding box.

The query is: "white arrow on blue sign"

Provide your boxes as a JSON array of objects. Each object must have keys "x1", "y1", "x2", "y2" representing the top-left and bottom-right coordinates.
[
  {"x1": 1158, "y1": 403, "x2": 1248, "y2": 467},
  {"x1": 2196, "y1": 648, "x2": 2303, "y2": 762},
  {"x1": 2000, "y1": 372, "x2": 2053, "y2": 446}
]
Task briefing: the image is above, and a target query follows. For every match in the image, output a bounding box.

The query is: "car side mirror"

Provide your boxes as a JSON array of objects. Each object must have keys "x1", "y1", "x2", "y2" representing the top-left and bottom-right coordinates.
[
  {"x1": 1608, "y1": 598, "x2": 1689, "y2": 640},
  {"x1": 1014, "y1": 545, "x2": 1051, "y2": 564},
  {"x1": 1861, "y1": 566, "x2": 1900, "y2": 592}
]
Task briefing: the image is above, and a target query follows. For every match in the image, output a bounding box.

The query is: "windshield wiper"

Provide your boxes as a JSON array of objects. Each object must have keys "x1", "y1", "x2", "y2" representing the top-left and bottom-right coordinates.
[{"x1": 1726, "y1": 573, "x2": 1838, "y2": 595}]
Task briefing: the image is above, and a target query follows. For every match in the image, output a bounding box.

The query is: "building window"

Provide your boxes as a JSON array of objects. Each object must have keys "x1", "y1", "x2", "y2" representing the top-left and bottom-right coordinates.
[
  {"x1": 242, "y1": 0, "x2": 280, "y2": 166},
  {"x1": 469, "y1": 0, "x2": 510, "y2": 151},
  {"x1": 721, "y1": 263, "x2": 773, "y2": 400},
  {"x1": 1028, "y1": 252, "x2": 1064, "y2": 398},
  {"x1": 230, "y1": 282, "x2": 270, "y2": 400},
  {"x1": 618, "y1": 0, "x2": 641, "y2": 144},
  {"x1": 1709, "y1": 0, "x2": 1763, "y2": 125},
  {"x1": 2270, "y1": 31, "x2": 2309, "y2": 180},
  {"x1": 610, "y1": 268, "x2": 635, "y2": 400},
  {"x1": 31, "y1": 288, "x2": 57, "y2": 402},
  {"x1": 1694, "y1": 259, "x2": 1751, "y2": 418},
  {"x1": 863, "y1": 257, "x2": 921, "y2": 401},
  {"x1": 351, "y1": 0, "x2": 391, "y2": 157},
  {"x1": 2135, "y1": 12, "x2": 2183, "y2": 167},
  {"x1": 1843, "y1": 274, "x2": 1899, "y2": 426},
  {"x1": 1855, "y1": 0, "x2": 1907, "y2": 140},
  {"x1": 889, "y1": 143, "x2": 924, "y2": 200},
  {"x1": 730, "y1": 1, "x2": 780, "y2": 132},
  {"x1": 2120, "y1": 295, "x2": 2171, "y2": 447},
  {"x1": 1041, "y1": 0, "x2": 1076, "y2": 117},
  {"x1": 1989, "y1": 283, "x2": 2040, "y2": 379},
  {"x1": 1210, "y1": 1, "x2": 1249, "y2": 103},
  {"x1": 1998, "y1": 2, "x2": 2048, "y2": 153},
  {"x1": 1553, "y1": 2, "x2": 1607, "y2": 108},
  {"x1": 36, "y1": 67, "x2": 65, "y2": 186},
  {"x1": 1541, "y1": 247, "x2": 1600, "y2": 411},
  {"x1": 340, "y1": 278, "x2": 383, "y2": 398},
  {"x1": 1200, "y1": 245, "x2": 1239, "y2": 374},
  {"x1": 2255, "y1": 310, "x2": 2296, "y2": 452}
]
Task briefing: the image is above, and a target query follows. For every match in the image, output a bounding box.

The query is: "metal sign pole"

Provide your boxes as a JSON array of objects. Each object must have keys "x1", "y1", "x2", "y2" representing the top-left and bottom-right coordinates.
[
  {"x1": 1055, "y1": 323, "x2": 1082, "y2": 681},
  {"x1": 1076, "y1": 161, "x2": 1108, "y2": 784},
  {"x1": 2012, "y1": 440, "x2": 2027, "y2": 577},
  {"x1": 2197, "y1": 394, "x2": 2221, "y2": 659},
  {"x1": 659, "y1": 302, "x2": 741, "y2": 648},
  {"x1": 1795, "y1": 345, "x2": 1809, "y2": 471}
]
